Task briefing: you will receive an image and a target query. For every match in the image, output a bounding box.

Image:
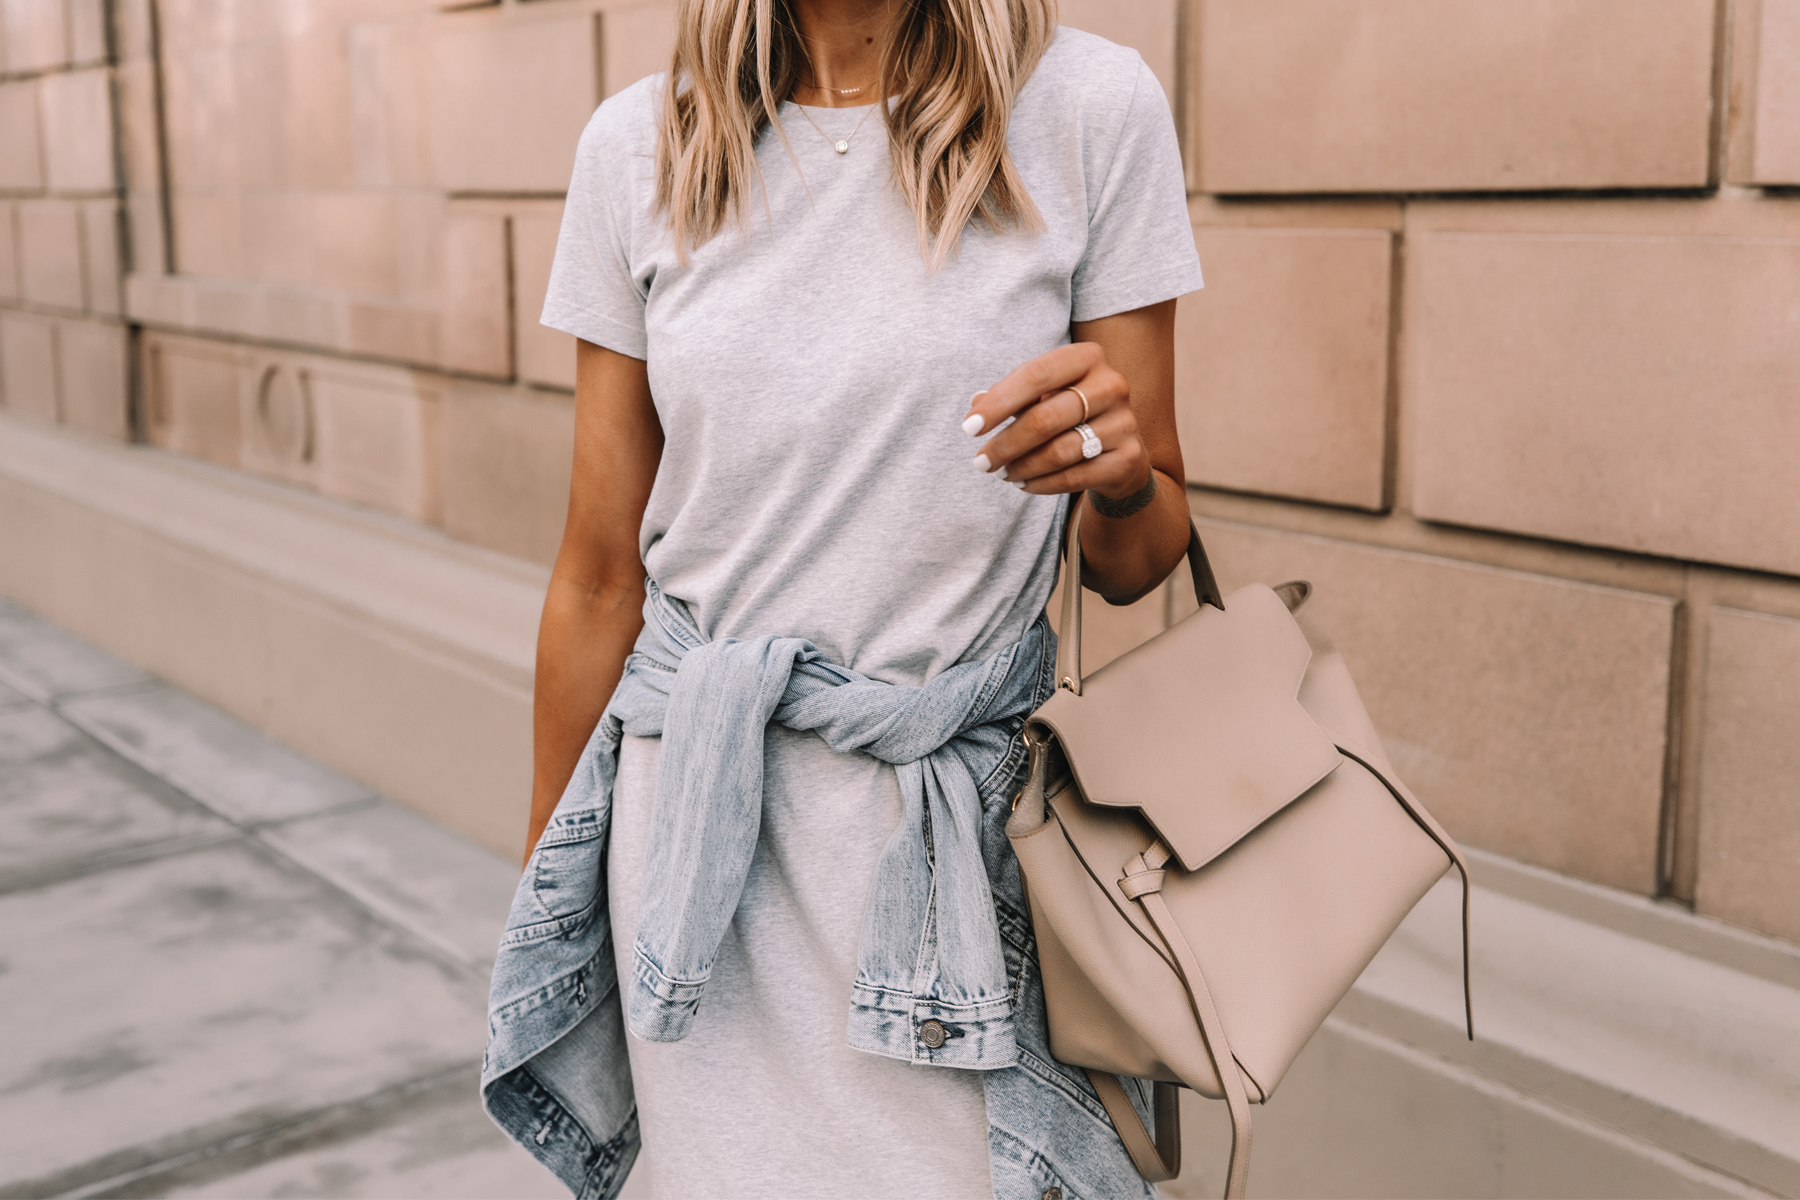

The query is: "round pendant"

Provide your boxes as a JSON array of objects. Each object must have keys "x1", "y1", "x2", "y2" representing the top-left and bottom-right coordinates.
[{"x1": 834, "y1": 140, "x2": 849, "y2": 154}]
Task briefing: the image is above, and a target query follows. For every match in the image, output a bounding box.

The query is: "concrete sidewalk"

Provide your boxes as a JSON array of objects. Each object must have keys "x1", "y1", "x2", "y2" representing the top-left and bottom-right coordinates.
[{"x1": 0, "y1": 597, "x2": 598, "y2": 1198}]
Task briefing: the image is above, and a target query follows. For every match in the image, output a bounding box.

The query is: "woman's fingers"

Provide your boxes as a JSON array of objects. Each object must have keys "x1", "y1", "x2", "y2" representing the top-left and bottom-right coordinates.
[
  {"x1": 998, "y1": 405, "x2": 1128, "y2": 482},
  {"x1": 962, "y1": 343, "x2": 1107, "y2": 438},
  {"x1": 972, "y1": 388, "x2": 1088, "y2": 473}
]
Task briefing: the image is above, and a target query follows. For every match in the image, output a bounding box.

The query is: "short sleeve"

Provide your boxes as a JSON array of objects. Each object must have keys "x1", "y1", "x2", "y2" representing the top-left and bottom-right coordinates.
[
  {"x1": 1069, "y1": 59, "x2": 1203, "y2": 323},
  {"x1": 540, "y1": 92, "x2": 654, "y2": 360}
]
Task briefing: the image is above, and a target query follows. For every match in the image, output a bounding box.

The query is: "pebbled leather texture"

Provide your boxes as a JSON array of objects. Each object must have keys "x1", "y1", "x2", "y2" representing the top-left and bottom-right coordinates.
[{"x1": 1009, "y1": 510, "x2": 1473, "y2": 1200}]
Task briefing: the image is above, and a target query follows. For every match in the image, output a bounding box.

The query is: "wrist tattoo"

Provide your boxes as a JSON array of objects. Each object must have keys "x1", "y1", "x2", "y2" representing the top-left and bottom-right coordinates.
[{"x1": 1089, "y1": 473, "x2": 1158, "y2": 520}]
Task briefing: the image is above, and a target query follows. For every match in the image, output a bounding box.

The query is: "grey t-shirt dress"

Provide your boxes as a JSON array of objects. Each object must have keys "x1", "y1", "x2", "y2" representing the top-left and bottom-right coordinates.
[{"x1": 541, "y1": 26, "x2": 1202, "y2": 1197}]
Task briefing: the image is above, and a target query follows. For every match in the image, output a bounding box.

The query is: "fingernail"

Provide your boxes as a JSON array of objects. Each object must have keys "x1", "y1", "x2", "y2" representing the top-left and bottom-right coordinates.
[
  {"x1": 973, "y1": 453, "x2": 991, "y2": 473},
  {"x1": 998, "y1": 466, "x2": 1012, "y2": 481},
  {"x1": 961, "y1": 413, "x2": 985, "y2": 437}
]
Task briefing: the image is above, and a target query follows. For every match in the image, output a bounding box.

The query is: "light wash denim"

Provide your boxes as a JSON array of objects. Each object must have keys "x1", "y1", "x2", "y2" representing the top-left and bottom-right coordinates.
[{"x1": 482, "y1": 581, "x2": 1157, "y2": 1199}]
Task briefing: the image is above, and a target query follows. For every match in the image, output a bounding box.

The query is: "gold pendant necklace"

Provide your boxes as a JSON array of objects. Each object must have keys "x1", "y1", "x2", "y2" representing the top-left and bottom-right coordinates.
[{"x1": 795, "y1": 99, "x2": 877, "y2": 155}]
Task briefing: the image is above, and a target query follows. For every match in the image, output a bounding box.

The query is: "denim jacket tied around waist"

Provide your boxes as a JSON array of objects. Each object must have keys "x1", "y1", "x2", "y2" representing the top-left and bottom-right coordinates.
[{"x1": 481, "y1": 578, "x2": 1155, "y2": 1200}]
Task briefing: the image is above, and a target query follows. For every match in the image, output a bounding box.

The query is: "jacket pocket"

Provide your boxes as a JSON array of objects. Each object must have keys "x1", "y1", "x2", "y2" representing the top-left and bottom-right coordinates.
[{"x1": 529, "y1": 806, "x2": 607, "y2": 931}]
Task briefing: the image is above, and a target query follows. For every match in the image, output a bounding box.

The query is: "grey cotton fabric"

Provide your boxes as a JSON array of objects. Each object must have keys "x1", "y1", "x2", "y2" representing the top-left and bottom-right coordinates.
[
  {"x1": 541, "y1": 25, "x2": 1202, "y2": 689},
  {"x1": 536, "y1": 24, "x2": 1202, "y2": 1198},
  {"x1": 610, "y1": 731, "x2": 994, "y2": 1198}
]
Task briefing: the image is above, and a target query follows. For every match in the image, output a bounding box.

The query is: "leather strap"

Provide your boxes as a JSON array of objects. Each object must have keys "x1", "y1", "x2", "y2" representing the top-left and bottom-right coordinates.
[
  {"x1": 1334, "y1": 741, "x2": 1476, "y2": 1041},
  {"x1": 1120, "y1": 841, "x2": 1252, "y2": 1200},
  {"x1": 1085, "y1": 1070, "x2": 1182, "y2": 1182},
  {"x1": 1056, "y1": 503, "x2": 1225, "y2": 696}
]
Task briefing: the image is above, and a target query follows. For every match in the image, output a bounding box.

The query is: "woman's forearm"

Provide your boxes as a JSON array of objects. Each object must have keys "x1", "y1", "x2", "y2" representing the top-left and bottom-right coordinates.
[
  {"x1": 1072, "y1": 467, "x2": 1191, "y2": 605},
  {"x1": 524, "y1": 572, "x2": 646, "y2": 865}
]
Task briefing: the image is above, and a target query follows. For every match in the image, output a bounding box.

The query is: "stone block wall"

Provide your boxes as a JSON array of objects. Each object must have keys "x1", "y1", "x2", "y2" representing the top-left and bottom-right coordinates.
[
  {"x1": 0, "y1": 0, "x2": 129, "y2": 438},
  {"x1": 2, "y1": 0, "x2": 1797, "y2": 949}
]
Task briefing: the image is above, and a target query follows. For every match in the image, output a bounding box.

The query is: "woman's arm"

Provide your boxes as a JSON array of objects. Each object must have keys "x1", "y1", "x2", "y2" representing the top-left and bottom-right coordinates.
[
  {"x1": 524, "y1": 338, "x2": 664, "y2": 866},
  {"x1": 965, "y1": 299, "x2": 1190, "y2": 604}
]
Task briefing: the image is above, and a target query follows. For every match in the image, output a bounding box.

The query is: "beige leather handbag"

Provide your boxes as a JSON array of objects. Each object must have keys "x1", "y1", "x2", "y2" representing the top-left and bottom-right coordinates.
[{"x1": 1007, "y1": 512, "x2": 1473, "y2": 1198}]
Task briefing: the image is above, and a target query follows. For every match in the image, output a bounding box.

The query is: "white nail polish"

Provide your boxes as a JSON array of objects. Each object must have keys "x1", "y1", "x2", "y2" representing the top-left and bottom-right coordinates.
[
  {"x1": 961, "y1": 413, "x2": 985, "y2": 437},
  {"x1": 973, "y1": 454, "x2": 991, "y2": 473}
]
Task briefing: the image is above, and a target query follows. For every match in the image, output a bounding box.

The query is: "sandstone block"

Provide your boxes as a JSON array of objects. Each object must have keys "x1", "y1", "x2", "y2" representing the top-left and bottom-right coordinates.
[
  {"x1": 171, "y1": 191, "x2": 241, "y2": 279},
  {"x1": 68, "y1": 0, "x2": 107, "y2": 66},
  {"x1": 1407, "y1": 229, "x2": 1800, "y2": 577},
  {"x1": 41, "y1": 68, "x2": 117, "y2": 193},
  {"x1": 602, "y1": 3, "x2": 675, "y2": 98},
  {"x1": 441, "y1": 384, "x2": 574, "y2": 565},
  {"x1": 123, "y1": 271, "x2": 187, "y2": 326},
  {"x1": 348, "y1": 21, "x2": 433, "y2": 189},
  {"x1": 1190, "y1": 518, "x2": 1674, "y2": 893},
  {"x1": 346, "y1": 300, "x2": 438, "y2": 367},
  {"x1": 309, "y1": 364, "x2": 443, "y2": 524},
  {"x1": 114, "y1": 0, "x2": 153, "y2": 60},
  {"x1": 126, "y1": 191, "x2": 166, "y2": 277},
  {"x1": 118, "y1": 60, "x2": 163, "y2": 192},
  {"x1": 2, "y1": 0, "x2": 67, "y2": 73},
  {"x1": 236, "y1": 191, "x2": 312, "y2": 289},
  {"x1": 513, "y1": 205, "x2": 575, "y2": 390},
  {"x1": 1195, "y1": 0, "x2": 1716, "y2": 193},
  {"x1": 0, "y1": 81, "x2": 43, "y2": 191},
  {"x1": 1694, "y1": 607, "x2": 1800, "y2": 944},
  {"x1": 310, "y1": 192, "x2": 401, "y2": 296},
  {"x1": 1056, "y1": 0, "x2": 1177, "y2": 118},
  {"x1": 55, "y1": 318, "x2": 128, "y2": 439},
  {"x1": 1732, "y1": 0, "x2": 1800, "y2": 184},
  {"x1": 0, "y1": 203, "x2": 16, "y2": 302},
  {"x1": 159, "y1": 45, "x2": 238, "y2": 191},
  {"x1": 145, "y1": 333, "x2": 245, "y2": 467},
  {"x1": 431, "y1": 12, "x2": 599, "y2": 193},
  {"x1": 1176, "y1": 226, "x2": 1390, "y2": 510},
  {"x1": 187, "y1": 277, "x2": 265, "y2": 340},
  {"x1": 239, "y1": 359, "x2": 319, "y2": 488},
  {"x1": 280, "y1": 29, "x2": 354, "y2": 190},
  {"x1": 440, "y1": 211, "x2": 511, "y2": 379},
  {"x1": 81, "y1": 201, "x2": 121, "y2": 316},
  {"x1": 263, "y1": 289, "x2": 344, "y2": 353},
  {"x1": 0, "y1": 312, "x2": 57, "y2": 422},
  {"x1": 17, "y1": 201, "x2": 85, "y2": 311}
]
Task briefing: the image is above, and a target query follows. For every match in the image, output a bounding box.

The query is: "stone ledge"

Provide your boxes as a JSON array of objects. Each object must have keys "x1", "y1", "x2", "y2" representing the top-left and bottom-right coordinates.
[
  {"x1": 0, "y1": 413, "x2": 544, "y2": 855},
  {"x1": 1342, "y1": 853, "x2": 1800, "y2": 1196}
]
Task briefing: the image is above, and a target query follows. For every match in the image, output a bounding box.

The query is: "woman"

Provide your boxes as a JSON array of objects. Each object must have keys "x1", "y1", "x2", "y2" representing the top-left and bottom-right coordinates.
[{"x1": 483, "y1": 0, "x2": 1202, "y2": 1196}]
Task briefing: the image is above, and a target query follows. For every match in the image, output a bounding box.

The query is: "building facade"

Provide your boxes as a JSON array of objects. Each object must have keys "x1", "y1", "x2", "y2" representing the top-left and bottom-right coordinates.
[{"x1": 0, "y1": 1, "x2": 1796, "y2": 1195}]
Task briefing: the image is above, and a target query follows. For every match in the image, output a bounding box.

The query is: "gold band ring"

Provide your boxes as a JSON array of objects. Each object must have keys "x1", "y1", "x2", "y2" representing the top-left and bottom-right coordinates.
[{"x1": 1065, "y1": 386, "x2": 1090, "y2": 425}]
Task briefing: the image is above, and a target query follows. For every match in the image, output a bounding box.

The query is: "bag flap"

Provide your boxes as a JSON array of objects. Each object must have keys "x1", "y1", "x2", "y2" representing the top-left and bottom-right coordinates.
[{"x1": 1029, "y1": 583, "x2": 1342, "y2": 872}]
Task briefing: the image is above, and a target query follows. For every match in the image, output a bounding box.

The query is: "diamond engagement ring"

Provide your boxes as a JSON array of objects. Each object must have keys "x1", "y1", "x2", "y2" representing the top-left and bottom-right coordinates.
[{"x1": 1075, "y1": 423, "x2": 1103, "y2": 460}]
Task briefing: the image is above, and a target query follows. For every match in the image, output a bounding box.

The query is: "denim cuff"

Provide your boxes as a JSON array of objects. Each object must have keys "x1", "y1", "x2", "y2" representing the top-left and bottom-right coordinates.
[
  {"x1": 847, "y1": 981, "x2": 1020, "y2": 1069},
  {"x1": 627, "y1": 947, "x2": 708, "y2": 1042}
]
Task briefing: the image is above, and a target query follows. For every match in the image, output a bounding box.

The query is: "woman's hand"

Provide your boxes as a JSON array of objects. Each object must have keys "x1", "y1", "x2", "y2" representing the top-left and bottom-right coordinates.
[
  {"x1": 963, "y1": 341, "x2": 1151, "y2": 503},
  {"x1": 964, "y1": 302, "x2": 1191, "y2": 605}
]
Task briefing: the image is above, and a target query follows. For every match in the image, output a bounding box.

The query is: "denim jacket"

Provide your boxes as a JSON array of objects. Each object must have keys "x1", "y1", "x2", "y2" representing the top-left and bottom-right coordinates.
[{"x1": 482, "y1": 581, "x2": 1157, "y2": 1200}]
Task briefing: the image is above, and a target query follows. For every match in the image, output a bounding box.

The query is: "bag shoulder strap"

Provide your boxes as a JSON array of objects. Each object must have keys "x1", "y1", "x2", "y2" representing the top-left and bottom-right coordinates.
[
  {"x1": 1056, "y1": 505, "x2": 1225, "y2": 695},
  {"x1": 1085, "y1": 1072, "x2": 1183, "y2": 1183},
  {"x1": 1119, "y1": 841, "x2": 1253, "y2": 1200}
]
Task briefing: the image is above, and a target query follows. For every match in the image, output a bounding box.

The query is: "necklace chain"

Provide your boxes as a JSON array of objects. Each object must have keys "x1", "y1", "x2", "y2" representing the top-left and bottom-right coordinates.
[{"x1": 794, "y1": 98, "x2": 878, "y2": 155}]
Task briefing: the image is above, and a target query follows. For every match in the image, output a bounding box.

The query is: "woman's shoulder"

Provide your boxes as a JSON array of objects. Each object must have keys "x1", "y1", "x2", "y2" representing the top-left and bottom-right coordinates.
[
  {"x1": 575, "y1": 71, "x2": 667, "y2": 163},
  {"x1": 1021, "y1": 25, "x2": 1160, "y2": 116}
]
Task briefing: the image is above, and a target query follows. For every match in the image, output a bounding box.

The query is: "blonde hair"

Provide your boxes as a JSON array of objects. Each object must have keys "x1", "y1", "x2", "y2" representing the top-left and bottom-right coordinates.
[{"x1": 654, "y1": 0, "x2": 1057, "y2": 269}]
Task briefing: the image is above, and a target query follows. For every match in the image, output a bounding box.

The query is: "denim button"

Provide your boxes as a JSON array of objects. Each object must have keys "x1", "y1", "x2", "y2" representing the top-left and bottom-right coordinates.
[
  {"x1": 1042, "y1": 1188, "x2": 1063, "y2": 1200},
  {"x1": 919, "y1": 1019, "x2": 948, "y2": 1049}
]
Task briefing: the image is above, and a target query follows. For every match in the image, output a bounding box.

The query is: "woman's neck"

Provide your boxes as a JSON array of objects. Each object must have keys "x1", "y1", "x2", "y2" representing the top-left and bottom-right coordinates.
[{"x1": 790, "y1": 0, "x2": 890, "y2": 107}]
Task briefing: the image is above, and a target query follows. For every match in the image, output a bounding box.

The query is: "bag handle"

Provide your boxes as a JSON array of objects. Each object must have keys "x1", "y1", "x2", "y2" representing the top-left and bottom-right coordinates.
[{"x1": 1055, "y1": 503, "x2": 1225, "y2": 696}]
